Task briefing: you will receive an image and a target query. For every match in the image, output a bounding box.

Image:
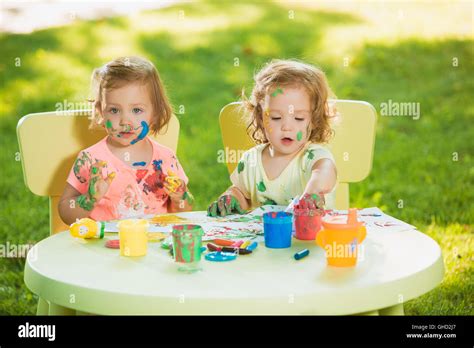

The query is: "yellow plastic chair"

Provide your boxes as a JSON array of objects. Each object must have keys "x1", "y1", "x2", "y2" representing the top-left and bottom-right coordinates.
[
  {"x1": 219, "y1": 100, "x2": 377, "y2": 209},
  {"x1": 17, "y1": 110, "x2": 180, "y2": 235}
]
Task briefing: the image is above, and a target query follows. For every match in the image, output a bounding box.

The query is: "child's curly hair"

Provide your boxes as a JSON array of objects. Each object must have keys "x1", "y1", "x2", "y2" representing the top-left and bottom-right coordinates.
[
  {"x1": 242, "y1": 59, "x2": 337, "y2": 144},
  {"x1": 89, "y1": 56, "x2": 173, "y2": 135}
]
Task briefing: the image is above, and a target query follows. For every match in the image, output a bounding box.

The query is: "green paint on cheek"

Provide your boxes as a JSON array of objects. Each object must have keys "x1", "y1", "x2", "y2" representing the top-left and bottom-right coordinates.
[
  {"x1": 106, "y1": 120, "x2": 112, "y2": 129},
  {"x1": 297, "y1": 131, "x2": 303, "y2": 141}
]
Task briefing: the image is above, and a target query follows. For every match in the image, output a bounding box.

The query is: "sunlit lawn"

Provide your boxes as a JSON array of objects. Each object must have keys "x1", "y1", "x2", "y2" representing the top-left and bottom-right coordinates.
[{"x1": 0, "y1": 0, "x2": 472, "y2": 315}]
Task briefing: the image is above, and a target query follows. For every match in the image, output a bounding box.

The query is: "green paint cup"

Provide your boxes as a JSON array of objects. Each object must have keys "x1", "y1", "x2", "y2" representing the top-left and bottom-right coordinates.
[{"x1": 171, "y1": 224, "x2": 204, "y2": 273}]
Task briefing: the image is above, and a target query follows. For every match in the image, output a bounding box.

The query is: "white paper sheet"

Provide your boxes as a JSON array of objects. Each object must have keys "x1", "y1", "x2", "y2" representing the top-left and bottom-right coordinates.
[{"x1": 104, "y1": 206, "x2": 416, "y2": 240}]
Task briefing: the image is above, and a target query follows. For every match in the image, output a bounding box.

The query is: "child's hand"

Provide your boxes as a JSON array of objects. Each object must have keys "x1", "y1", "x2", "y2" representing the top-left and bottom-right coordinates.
[
  {"x1": 207, "y1": 194, "x2": 245, "y2": 217},
  {"x1": 88, "y1": 161, "x2": 116, "y2": 202},
  {"x1": 164, "y1": 177, "x2": 187, "y2": 204},
  {"x1": 77, "y1": 161, "x2": 115, "y2": 211},
  {"x1": 297, "y1": 193, "x2": 325, "y2": 210}
]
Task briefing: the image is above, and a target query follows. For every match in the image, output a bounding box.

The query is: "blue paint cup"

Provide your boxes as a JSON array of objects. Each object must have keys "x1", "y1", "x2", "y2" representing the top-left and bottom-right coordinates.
[{"x1": 263, "y1": 212, "x2": 293, "y2": 248}]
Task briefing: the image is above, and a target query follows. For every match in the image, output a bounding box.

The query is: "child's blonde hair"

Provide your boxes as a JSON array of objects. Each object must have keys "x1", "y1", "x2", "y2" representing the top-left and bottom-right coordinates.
[
  {"x1": 243, "y1": 59, "x2": 336, "y2": 144},
  {"x1": 89, "y1": 56, "x2": 173, "y2": 135}
]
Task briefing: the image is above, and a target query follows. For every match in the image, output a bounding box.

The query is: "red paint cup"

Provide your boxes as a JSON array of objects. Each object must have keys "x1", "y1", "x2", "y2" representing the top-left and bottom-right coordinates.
[{"x1": 294, "y1": 208, "x2": 323, "y2": 240}]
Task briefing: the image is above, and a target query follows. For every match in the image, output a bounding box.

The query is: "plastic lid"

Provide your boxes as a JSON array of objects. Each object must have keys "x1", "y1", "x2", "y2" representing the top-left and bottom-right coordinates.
[
  {"x1": 322, "y1": 208, "x2": 364, "y2": 230},
  {"x1": 205, "y1": 252, "x2": 237, "y2": 262}
]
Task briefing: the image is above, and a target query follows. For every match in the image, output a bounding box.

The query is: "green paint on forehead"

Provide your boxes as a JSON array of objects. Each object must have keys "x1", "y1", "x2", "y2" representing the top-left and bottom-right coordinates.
[{"x1": 271, "y1": 87, "x2": 283, "y2": 97}]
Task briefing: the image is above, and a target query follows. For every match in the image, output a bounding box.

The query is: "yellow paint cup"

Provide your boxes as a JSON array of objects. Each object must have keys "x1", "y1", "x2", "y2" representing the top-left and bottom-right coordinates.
[{"x1": 118, "y1": 219, "x2": 149, "y2": 257}]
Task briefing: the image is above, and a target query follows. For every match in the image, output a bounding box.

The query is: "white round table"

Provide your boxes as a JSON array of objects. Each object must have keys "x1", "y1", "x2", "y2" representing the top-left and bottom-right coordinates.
[{"x1": 24, "y1": 211, "x2": 444, "y2": 315}]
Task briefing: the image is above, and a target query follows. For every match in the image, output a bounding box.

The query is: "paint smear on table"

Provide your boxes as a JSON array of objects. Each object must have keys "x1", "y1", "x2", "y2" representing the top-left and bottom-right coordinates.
[{"x1": 150, "y1": 214, "x2": 189, "y2": 226}]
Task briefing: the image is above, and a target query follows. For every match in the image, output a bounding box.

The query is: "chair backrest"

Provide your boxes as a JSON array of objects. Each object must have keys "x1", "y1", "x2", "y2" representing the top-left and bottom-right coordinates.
[
  {"x1": 219, "y1": 100, "x2": 377, "y2": 209},
  {"x1": 17, "y1": 110, "x2": 180, "y2": 234}
]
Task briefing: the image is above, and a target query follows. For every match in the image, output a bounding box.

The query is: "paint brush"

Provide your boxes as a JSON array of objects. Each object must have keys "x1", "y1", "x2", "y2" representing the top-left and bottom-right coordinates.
[
  {"x1": 207, "y1": 243, "x2": 252, "y2": 255},
  {"x1": 285, "y1": 196, "x2": 300, "y2": 213}
]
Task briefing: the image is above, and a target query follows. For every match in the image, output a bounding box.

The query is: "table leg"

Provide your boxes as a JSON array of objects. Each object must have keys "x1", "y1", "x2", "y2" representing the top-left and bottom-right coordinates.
[
  {"x1": 378, "y1": 303, "x2": 404, "y2": 315},
  {"x1": 48, "y1": 302, "x2": 76, "y2": 315},
  {"x1": 36, "y1": 297, "x2": 49, "y2": 315}
]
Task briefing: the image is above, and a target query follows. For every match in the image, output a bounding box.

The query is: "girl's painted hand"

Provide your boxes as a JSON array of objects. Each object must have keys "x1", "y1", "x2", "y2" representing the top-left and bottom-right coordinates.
[
  {"x1": 164, "y1": 177, "x2": 185, "y2": 203},
  {"x1": 77, "y1": 161, "x2": 115, "y2": 211},
  {"x1": 163, "y1": 174, "x2": 194, "y2": 208},
  {"x1": 88, "y1": 161, "x2": 116, "y2": 202},
  {"x1": 298, "y1": 193, "x2": 325, "y2": 210},
  {"x1": 207, "y1": 194, "x2": 245, "y2": 217}
]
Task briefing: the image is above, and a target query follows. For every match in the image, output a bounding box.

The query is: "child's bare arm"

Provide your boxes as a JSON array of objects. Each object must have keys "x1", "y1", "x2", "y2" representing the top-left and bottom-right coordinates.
[
  {"x1": 58, "y1": 183, "x2": 94, "y2": 225},
  {"x1": 302, "y1": 158, "x2": 337, "y2": 205},
  {"x1": 228, "y1": 186, "x2": 250, "y2": 211}
]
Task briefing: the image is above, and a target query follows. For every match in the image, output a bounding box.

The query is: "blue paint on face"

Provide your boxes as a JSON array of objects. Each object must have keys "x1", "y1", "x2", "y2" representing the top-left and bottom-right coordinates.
[
  {"x1": 133, "y1": 161, "x2": 146, "y2": 167},
  {"x1": 130, "y1": 121, "x2": 149, "y2": 145}
]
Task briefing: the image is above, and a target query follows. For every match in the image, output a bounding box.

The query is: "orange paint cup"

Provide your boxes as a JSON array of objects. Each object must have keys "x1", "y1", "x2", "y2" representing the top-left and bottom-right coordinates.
[{"x1": 316, "y1": 209, "x2": 366, "y2": 267}]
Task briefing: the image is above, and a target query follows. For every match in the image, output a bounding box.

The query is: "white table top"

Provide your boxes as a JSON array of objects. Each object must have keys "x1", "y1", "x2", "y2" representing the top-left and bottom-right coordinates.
[{"x1": 24, "y1": 211, "x2": 444, "y2": 315}]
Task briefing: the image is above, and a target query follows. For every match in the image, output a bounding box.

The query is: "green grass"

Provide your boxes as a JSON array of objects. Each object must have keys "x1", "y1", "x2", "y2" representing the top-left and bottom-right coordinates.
[{"x1": 0, "y1": 0, "x2": 472, "y2": 315}]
